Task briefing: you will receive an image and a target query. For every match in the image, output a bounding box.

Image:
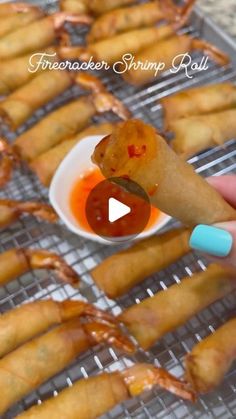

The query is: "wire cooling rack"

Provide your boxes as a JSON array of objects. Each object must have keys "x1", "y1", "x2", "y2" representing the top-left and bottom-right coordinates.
[{"x1": 0, "y1": 1, "x2": 236, "y2": 418}]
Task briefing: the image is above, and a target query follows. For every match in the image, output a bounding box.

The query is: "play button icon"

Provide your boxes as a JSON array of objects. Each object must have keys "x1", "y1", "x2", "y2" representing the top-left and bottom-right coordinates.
[
  {"x1": 85, "y1": 176, "x2": 151, "y2": 242},
  {"x1": 108, "y1": 198, "x2": 131, "y2": 222}
]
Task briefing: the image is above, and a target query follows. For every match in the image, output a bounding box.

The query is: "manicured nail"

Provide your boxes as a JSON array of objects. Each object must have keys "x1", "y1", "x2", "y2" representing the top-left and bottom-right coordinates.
[{"x1": 189, "y1": 224, "x2": 233, "y2": 257}]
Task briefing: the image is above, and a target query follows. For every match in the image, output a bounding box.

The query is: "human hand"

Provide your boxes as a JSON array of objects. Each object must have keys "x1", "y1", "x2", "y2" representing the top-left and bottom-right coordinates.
[{"x1": 189, "y1": 175, "x2": 236, "y2": 268}]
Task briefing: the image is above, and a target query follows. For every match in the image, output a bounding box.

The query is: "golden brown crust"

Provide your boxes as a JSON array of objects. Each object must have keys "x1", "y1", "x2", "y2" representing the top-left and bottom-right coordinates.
[
  {"x1": 161, "y1": 83, "x2": 236, "y2": 129},
  {"x1": 91, "y1": 228, "x2": 191, "y2": 298},
  {"x1": 93, "y1": 119, "x2": 236, "y2": 226},
  {"x1": 171, "y1": 109, "x2": 236, "y2": 159},
  {"x1": 185, "y1": 318, "x2": 236, "y2": 393},
  {"x1": 120, "y1": 264, "x2": 236, "y2": 349},
  {"x1": 0, "y1": 70, "x2": 72, "y2": 129},
  {"x1": 30, "y1": 122, "x2": 115, "y2": 186}
]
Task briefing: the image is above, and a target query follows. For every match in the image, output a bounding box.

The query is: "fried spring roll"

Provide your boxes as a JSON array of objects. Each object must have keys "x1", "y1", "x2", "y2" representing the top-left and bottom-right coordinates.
[
  {"x1": 87, "y1": 0, "x2": 179, "y2": 42},
  {"x1": 0, "y1": 13, "x2": 91, "y2": 60},
  {"x1": 0, "y1": 199, "x2": 57, "y2": 228},
  {"x1": 170, "y1": 109, "x2": 236, "y2": 159},
  {"x1": 14, "y1": 71, "x2": 124, "y2": 160},
  {"x1": 91, "y1": 228, "x2": 190, "y2": 298},
  {"x1": 61, "y1": 0, "x2": 136, "y2": 15},
  {"x1": 15, "y1": 98, "x2": 97, "y2": 161},
  {"x1": 0, "y1": 248, "x2": 79, "y2": 287},
  {"x1": 161, "y1": 83, "x2": 236, "y2": 129},
  {"x1": 123, "y1": 35, "x2": 229, "y2": 86},
  {"x1": 0, "y1": 8, "x2": 44, "y2": 38},
  {"x1": 120, "y1": 264, "x2": 236, "y2": 349},
  {"x1": 0, "y1": 48, "x2": 58, "y2": 95},
  {"x1": 60, "y1": 25, "x2": 174, "y2": 65},
  {"x1": 30, "y1": 122, "x2": 115, "y2": 186},
  {"x1": 185, "y1": 317, "x2": 236, "y2": 393},
  {"x1": 92, "y1": 120, "x2": 236, "y2": 226},
  {"x1": 17, "y1": 363, "x2": 195, "y2": 418},
  {"x1": 0, "y1": 299, "x2": 114, "y2": 357},
  {"x1": 0, "y1": 70, "x2": 72, "y2": 129},
  {"x1": 0, "y1": 318, "x2": 134, "y2": 414}
]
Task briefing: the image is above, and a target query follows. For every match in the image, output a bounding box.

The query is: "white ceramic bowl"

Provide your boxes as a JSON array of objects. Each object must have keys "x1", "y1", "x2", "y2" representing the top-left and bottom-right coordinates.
[{"x1": 49, "y1": 135, "x2": 171, "y2": 244}]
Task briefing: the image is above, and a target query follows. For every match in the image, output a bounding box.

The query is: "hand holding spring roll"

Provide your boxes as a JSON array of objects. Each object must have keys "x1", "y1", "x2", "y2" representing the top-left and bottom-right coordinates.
[
  {"x1": 0, "y1": 199, "x2": 57, "y2": 228},
  {"x1": 0, "y1": 248, "x2": 80, "y2": 287},
  {"x1": 185, "y1": 317, "x2": 236, "y2": 393},
  {"x1": 0, "y1": 298, "x2": 115, "y2": 358},
  {"x1": 191, "y1": 176, "x2": 236, "y2": 268},
  {"x1": 92, "y1": 119, "x2": 236, "y2": 226},
  {"x1": 17, "y1": 363, "x2": 195, "y2": 418}
]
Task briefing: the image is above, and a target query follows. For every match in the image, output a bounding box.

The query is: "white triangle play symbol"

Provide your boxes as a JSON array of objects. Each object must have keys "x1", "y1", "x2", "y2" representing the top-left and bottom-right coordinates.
[{"x1": 108, "y1": 198, "x2": 131, "y2": 223}]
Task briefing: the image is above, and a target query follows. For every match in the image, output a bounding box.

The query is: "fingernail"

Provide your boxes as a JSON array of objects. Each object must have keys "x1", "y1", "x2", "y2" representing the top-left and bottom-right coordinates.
[{"x1": 189, "y1": 224, "x2": 233, "y2": 257}]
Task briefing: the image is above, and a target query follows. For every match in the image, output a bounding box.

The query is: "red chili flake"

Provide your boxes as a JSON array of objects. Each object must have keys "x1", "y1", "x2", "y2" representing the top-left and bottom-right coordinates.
[
  {"x1": 127, "y1": 144, "x2": 146, "y2": 158},
  {"x1": 110, "y1": 168, "x2": 116, "y2": 173},
  {"x1": 148, "y1": 184, "x2": 158, "y2": 196},
  {"x1": 122, "y1": 174, "x2": 130, "y2": 180}
]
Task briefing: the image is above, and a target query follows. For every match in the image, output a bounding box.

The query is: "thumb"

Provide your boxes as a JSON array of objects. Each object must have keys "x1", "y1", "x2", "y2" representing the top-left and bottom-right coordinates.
[{"x1": 189, "y1": 223, "x2": 236, "y2": 268}]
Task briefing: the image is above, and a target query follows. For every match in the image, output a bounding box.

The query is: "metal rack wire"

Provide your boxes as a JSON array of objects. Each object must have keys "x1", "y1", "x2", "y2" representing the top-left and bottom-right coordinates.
[{"x1": 0, "y1": 1, "x2": 236, "y2": 418}]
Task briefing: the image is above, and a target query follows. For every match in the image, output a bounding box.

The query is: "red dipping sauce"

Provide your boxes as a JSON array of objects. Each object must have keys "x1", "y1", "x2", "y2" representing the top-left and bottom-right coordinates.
[{"x1": 70, "y1": 167, "x2": 161, "y2": 237}]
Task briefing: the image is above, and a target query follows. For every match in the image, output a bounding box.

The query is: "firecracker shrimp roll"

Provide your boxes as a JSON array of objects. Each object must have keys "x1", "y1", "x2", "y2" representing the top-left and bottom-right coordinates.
[
  {"x1": 30, "y1": 122, "x2": 115, "y2": 186},
  {"x1": 120, "y1": 264, "x2": 236, "y2": 349},
  {"x1": 161, "y1": 83, "x2": 236, "y2": 129},
  {"x1": 91, "y1": 228, "x2": 191, "y2": 298},
  {"x1": 60, "y1": 25, "x2": 175, "y2": 65},
  {"x1": 123, "y1": 35, "x2": 229, "y2": 86},
  {"x1": 0, "y1": 12, "x2": 91, "y2": 60},
  {"x1": 0, "y1": 70, "x2": 72, "y2": 129},
  {"x1": 0, "y1": 316, "x2": 134, "y2": 414},
  {"x1": 92, "y1": 119, "x2": 236, "y2": 226},
  {"x1": 0, "y1": 48, "x2": 59, "y2": 95},
  {"x1": 0, "y1": 299, "x2": 114, "y2": 357},
  {"x1": 170, "y1": 109, "x2": 236, "y2": 159},
  {"x1": 16, "y1": 363, "x2": 195, "y2": 418},
  {"x1": 185, "y1": 317, "x2": 236, "y2": 393},
  {"x1": 87, "y1": 0, "x2": 195, "y2": 42},
  {"x1": 0, "y1": 248, "x2": 80, "y2": 287},
  {"x1": 14, "y1": 73, "x2": 127, "y2": 160}
]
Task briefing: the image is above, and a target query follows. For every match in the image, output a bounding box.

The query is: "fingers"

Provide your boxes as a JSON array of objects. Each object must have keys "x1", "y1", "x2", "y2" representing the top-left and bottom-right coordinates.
[
  {"x1": 212, "y1": 221, "x2": 236, "y2": 268},
  {"x1": 207, "y1": 175, "x2": 236, "y2": 208},
  {"x1": 190, "y1": 176, "x2": 236, "y2": 267},
  {"x1": 189, "y1": 223, "x2": 236, "y2": 268}
]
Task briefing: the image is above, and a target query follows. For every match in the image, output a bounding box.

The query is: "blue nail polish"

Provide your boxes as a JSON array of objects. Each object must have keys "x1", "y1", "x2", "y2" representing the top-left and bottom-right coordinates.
[{"x1": 189, "y1": 224, "x2": 233, "y2": 257}]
